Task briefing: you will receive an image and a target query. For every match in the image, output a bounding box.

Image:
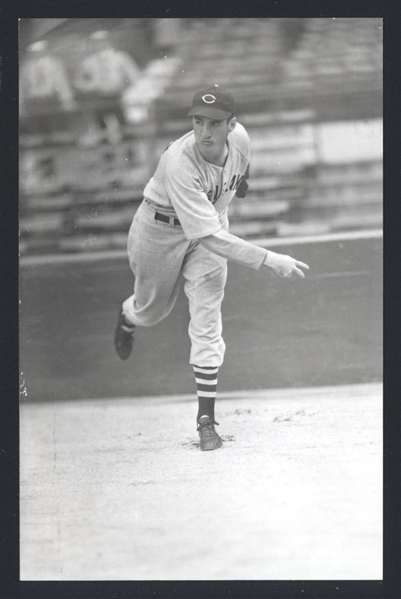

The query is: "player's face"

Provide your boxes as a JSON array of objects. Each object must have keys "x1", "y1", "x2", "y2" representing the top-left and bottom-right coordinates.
[{"x1": 192, "y1": 115, "x2": 236, "y2": 163}]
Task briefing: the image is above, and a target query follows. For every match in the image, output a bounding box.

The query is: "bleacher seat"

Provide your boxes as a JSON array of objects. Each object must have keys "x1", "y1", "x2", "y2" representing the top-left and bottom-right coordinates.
[{"x1": 19, "y1": 18, "x2": 383, "y2": 256}]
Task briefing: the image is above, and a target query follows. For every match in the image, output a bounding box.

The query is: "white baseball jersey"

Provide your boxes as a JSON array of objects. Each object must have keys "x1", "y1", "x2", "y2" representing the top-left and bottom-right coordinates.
[
  {"x1": 123, "y1": 122, "x2": 268, "y2": 366},
  {"x1": 143, "y1": 122, "x2": 250, "y2": 240}
]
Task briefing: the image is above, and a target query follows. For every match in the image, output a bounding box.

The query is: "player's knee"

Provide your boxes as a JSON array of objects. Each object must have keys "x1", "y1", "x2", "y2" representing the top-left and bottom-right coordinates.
[{"x1": 140, "y1": 308, "x2": 169, "y2": 327}]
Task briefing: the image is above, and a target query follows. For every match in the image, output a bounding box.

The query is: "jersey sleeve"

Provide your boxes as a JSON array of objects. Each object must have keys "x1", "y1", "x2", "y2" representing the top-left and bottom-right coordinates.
[
  {"x1": 163, "y1": 154, "x2": 223, "y2": 240},
  {"x1": 199, "y1": 228, "x2": 268, "y2": 270}
]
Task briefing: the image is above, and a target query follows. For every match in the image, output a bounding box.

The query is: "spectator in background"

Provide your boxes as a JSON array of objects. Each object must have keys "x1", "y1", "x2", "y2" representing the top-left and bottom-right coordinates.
[
  {"x1": 73, "y1": 30, "x2": 141, "y2": 145},
  {"x1": 19, "y1": 39, "x2": 77, "y2": 116},
  {"x1": 74, "y1": 30, "x2": 140, "y2": 99}
]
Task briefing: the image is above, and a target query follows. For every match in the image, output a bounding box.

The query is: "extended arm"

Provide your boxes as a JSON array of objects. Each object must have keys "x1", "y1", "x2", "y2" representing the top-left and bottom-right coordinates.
[
  {"x1": 200, "y1": 229, "x2": 309, "y2": 278},
  {"x1": 199, "y1": 228, "x2": 267, "y2": 270}
]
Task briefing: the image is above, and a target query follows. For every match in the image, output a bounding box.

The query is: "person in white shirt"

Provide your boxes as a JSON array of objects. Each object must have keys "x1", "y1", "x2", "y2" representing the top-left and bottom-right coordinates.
[
  {"x1": 73, "y1": 30, "x2": 141, "y2": 141},
  {"x1": 19, "y1": 40, "x2": 76, "y2": 114},
  {"x1": 74, "y1": 30, "x2": 140, "y2": 98},
  {"x1": 114, "y1": 85, "x2": 309, "y2": 451}
]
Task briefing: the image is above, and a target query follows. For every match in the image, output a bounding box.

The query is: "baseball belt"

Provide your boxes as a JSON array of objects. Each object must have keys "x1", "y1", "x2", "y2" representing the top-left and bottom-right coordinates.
[{"x1": 154, "y1": 212, "x2": 181, "y2": 227}]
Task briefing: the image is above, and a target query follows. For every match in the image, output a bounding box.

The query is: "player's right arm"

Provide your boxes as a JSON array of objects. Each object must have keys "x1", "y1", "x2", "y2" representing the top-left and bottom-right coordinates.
[
  {"x1": 200, "y1": 229, "x2": 309, "y2": 278},
  {"x1": 163, "y1": 151, "x2": 309, "y2": 278},
  {"x1": 163, "y1": 153, "x2": 224, "y2": 239},
  {"x1": 262, "y1": 248, "x2": 309, "y2": 278}
]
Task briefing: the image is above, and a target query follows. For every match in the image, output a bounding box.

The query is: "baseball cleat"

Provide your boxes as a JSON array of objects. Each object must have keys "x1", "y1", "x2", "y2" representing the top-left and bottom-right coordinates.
[
  {"x1": 114, "y1": 309, "x2": 135, "y2": 360},
  {"x1": 197, "y1": 417, "x2": 223, "y2": 451}
]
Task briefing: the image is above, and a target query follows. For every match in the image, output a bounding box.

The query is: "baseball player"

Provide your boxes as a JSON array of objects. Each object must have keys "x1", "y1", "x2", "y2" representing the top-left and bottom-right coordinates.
[{"x1": 114, "y1": 85, "x2": 309, "y2": 451}]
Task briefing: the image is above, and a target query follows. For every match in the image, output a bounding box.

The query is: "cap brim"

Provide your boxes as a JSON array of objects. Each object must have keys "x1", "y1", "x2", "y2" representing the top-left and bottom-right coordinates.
[{"x1": 187, "y1": 106, "x2": 233, "y2": 120}]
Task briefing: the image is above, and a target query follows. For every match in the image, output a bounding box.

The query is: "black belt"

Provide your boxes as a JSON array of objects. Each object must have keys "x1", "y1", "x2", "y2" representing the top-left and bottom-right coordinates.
[{"x1": 154, "y1": 212, "x2": 181, "y2": 227}]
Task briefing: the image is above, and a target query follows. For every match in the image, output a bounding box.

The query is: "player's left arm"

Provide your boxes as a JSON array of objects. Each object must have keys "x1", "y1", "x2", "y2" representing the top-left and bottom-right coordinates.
[
  {"x1": 231, "y1": 122, "x2": 250, "y2": 199},
  {"x1": 235, "y1": 163, "x2": 249, "y2": 198}
]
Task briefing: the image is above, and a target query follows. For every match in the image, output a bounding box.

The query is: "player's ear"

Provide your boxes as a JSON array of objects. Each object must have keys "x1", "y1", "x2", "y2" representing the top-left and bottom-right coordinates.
[{"x1": 228, "y1": 117, "x2": 237, "y2": 132}]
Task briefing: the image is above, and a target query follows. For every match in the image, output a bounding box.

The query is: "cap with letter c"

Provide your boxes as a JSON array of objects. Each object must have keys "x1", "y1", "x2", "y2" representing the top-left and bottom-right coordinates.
[{"x1": 187, "y1": 84, "x2": 235, "y2": 120}]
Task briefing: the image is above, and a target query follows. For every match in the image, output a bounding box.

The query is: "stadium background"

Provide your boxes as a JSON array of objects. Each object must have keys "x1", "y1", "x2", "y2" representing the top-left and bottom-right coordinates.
[{"x1": 19, "y1": 17, "x2": 382, "y2": 402}]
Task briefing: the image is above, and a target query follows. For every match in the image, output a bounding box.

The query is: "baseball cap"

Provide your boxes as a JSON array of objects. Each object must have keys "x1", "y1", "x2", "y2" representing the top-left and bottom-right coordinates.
[{"x1": 187, "y1": 84, "x2": 235, "y2": 120}]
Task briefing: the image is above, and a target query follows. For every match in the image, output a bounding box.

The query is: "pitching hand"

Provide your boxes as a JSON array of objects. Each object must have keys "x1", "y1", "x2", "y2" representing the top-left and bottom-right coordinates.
[{"x1": 263, "y1": 250, "x2": 309, "y2": 279}]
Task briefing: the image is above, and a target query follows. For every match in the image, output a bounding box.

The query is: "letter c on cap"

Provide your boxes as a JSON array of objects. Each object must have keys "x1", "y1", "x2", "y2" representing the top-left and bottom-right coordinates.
[{"x1": 202, "y1": 94, "x2": 216, "y2": 104}]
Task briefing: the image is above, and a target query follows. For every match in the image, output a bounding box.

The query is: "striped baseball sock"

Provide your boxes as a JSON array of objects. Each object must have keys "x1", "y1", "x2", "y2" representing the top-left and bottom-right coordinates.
[{"x1": 193, "y1": 365, "x2": 219, "y2": 422}]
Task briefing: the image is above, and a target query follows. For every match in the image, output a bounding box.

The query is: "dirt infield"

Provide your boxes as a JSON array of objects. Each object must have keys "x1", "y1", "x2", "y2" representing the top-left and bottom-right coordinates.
[{"x1": 20, "y1": 383, "x2": 382, "y2": 581}]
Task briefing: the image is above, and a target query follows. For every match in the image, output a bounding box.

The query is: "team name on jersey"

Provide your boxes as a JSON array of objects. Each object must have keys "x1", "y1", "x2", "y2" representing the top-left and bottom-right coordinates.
[{"x1": 207, "y1": 173, "x2": 246, "y2": 203}]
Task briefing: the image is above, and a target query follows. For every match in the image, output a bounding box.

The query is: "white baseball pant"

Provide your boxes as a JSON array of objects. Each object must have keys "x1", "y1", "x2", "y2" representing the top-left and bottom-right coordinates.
[{"x1": 122, "y1": 199, "x2": 228, "y2": 367}]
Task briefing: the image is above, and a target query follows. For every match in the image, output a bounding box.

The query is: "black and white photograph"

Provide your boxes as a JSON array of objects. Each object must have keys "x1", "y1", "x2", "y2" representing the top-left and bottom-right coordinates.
[{"x1": 15, "y1": 13, "x2": 386, "y2": 586}]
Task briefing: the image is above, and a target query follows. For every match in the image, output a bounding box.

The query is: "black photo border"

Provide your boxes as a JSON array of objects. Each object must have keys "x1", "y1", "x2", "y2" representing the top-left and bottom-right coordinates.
[{"x1": 1, "y1": 1, "x2": 400, "y2": 598}]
